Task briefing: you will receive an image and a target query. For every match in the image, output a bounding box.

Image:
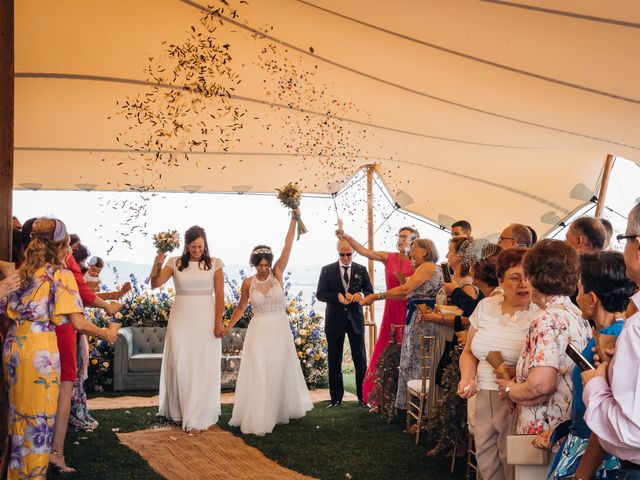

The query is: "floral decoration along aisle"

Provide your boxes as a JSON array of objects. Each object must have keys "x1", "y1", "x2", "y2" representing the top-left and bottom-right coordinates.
[{"x1": 86, "y1": 271, "x2": 328, "y2": 391}]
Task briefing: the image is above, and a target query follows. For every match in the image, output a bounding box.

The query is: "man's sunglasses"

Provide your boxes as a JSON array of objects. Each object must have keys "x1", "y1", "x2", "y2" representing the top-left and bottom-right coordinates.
[{"x1": 339, "y1": 253, "x2": 353, "y2": 257}]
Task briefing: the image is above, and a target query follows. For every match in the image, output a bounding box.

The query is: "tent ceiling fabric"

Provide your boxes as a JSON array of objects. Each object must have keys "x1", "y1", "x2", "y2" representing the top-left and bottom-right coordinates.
[{"x1": 14, "y1": 0, "x2": 640, "y2": 237}]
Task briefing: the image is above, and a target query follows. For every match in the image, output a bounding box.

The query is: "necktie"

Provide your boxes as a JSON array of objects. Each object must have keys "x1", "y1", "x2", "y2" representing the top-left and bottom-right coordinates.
[{"x1": 342, "y1": 266, "x2": 349, "y2": 286}]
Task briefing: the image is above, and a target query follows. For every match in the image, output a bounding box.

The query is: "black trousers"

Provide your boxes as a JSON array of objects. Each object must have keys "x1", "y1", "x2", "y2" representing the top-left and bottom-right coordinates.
[{"x1": 326, "y1": 320, "x2": 367, "y2": 403}]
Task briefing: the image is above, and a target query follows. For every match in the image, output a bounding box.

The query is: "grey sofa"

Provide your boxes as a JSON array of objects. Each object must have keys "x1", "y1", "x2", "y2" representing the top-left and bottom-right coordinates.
[{"x1": 113, "y1": 326, "x2": 247, "y2": 391}]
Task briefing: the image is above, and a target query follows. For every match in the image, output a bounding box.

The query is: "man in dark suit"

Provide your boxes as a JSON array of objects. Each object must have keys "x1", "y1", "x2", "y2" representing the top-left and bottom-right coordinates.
[{"x1": 316, "y1": 240, "x2": 374, "y2": 408}]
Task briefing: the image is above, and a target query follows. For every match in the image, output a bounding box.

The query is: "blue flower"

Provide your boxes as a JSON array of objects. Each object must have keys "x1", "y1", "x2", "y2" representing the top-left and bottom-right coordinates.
[
  {"x1": 9, "y1": 434, "x2": 29, "y2": 471},
  {"x1": 25, "y1": 415, "x2": 53, "y2": 454}
]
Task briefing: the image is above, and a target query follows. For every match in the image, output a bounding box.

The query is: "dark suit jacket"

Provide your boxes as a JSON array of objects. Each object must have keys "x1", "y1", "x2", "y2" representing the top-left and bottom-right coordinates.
[{"x1": 316, "y1": 261, "x2": 374, "y2": 336}]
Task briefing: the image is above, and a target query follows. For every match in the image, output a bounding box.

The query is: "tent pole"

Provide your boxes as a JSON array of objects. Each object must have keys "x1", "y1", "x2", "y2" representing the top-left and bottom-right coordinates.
[
  {"x1": 595, "y1": 154, "x2": 615, "y2": 218},
  {"x1": 0, "y1": 0, "x2": 13, "y2": 455},
  {"x1": 365, "y1": 165, "x2": 377, "y2": 360}
]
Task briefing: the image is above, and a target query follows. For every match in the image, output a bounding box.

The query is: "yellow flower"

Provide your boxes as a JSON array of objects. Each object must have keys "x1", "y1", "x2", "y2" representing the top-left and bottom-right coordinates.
[
  {"x1": 91, "y1": 359, "x2": 98, "y2": 365},
  {"x1": 314, "y1": 354, "x2": 321, "y2": 361},
  {"x1": 297, "y1": 351, "x2": 303, "y2": 358},
  {"x1": 300, "y1": 339, "x2": 306, "y2": 345},
  {"x1": 103, "y1": 362, "x2": 109, "y2": 368}
]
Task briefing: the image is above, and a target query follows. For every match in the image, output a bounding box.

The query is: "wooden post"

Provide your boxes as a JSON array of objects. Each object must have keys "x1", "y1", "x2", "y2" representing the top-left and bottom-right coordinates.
[
  {"x1": 365, "y1": 165, "x2": 377, "y2": 359},
  {"x1": 594, "y1": 154, "x2": 614, "y2": 218},
  {"x1": 0, "y1": 0, "x2": 13, "y2": 260},
  {"x1": 0, "y1": 0, "x2": 13, "y2": 456}
]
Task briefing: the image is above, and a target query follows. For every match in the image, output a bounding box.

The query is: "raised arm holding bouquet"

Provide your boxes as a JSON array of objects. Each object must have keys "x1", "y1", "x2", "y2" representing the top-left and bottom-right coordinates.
[
  {"x1": 276, "y1": 183, "x2": 308, "y2": 239},
  {"x1": 151, "y1": 230, "x2": 180, "y2": 278}
]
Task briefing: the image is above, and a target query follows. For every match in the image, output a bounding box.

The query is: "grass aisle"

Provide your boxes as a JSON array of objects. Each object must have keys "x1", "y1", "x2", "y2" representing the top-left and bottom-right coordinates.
[{"x1": 61, "y1": 375, "x2": 464, "y2": 479}]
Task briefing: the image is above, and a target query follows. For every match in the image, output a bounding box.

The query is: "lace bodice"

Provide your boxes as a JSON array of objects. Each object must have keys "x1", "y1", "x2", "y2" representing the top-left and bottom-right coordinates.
[{"x1": 249, "y1": 274, "x2": 286, "y2": 314}]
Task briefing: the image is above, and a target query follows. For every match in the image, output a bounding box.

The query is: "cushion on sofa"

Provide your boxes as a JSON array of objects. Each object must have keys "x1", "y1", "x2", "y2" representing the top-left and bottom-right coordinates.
[{"x1": 128, "y1": 353, "x2": 164, "y2": 372}]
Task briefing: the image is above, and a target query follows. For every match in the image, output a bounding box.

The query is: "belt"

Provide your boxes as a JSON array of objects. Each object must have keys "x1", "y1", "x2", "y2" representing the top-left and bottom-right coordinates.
[
  {"x1": 405, "y1": 299, "x2": 435, "y2": 325},
  {"x1": 175, "y1": 290, "x2": 213, "y2": 296}
]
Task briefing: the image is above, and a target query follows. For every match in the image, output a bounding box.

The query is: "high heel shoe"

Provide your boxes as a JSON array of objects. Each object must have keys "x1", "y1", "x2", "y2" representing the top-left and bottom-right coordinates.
[{"x1": 49, "y1": 449, "x2": 77, "y2": 474}]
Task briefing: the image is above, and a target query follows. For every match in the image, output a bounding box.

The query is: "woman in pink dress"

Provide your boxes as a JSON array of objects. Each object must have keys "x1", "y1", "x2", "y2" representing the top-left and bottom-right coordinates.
[{"x1": 339, "y1": 226, "x2": 418, "y2": 405}]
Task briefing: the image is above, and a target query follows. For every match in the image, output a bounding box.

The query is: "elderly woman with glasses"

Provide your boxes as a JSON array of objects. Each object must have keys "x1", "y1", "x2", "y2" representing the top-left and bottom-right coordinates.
[
  {"x1": 458, "y1": 248, "x2": 535, "y2": 480},
  {"x1": 496, "y1": 240, "x2": 591, "y2": 473}
]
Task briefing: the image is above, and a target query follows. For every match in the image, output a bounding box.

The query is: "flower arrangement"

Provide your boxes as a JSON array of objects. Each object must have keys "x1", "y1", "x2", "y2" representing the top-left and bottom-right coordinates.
[
  {"x1": 276, "y1": 182, "x2": 308, "y2": 239},
  {"x1": 86, "y1": 271, "x2": 328, "y2": 390},
  {"x1": 288, "y1": 290, "x2": 328, "y2": 388}
]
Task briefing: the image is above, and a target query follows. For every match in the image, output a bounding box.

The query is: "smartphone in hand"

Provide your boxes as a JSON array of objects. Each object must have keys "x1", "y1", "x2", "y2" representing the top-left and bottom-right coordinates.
[{"x1": 565, "y1": 343, "x2": 595, "y2": 371}]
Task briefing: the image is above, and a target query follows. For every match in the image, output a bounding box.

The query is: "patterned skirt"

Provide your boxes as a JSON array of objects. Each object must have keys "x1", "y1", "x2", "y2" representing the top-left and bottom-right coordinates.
[{"x1": 548, "y1": 432, "x2": 619, "y2": 479}]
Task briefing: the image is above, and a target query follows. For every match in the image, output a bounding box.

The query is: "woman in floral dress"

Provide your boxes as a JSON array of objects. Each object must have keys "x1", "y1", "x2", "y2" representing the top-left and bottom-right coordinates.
[
  {"x1": 496, "y1": 240, "x2": 591, "y2": 445},
  {"x1": 1, "y1": 218, "x2": 115, "y2": 479}
]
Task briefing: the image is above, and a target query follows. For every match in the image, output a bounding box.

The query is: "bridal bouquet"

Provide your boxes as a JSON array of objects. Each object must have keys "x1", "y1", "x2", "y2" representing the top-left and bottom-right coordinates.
[
  {"x1": 153, "y1": 229, "x2": 180, "y2": 277},
  {"x1": 276, "y1": 182, "x2": 308, "y2": 239},
  {"x1": 153, "y1": 230, "x2": 180, "y2": 253}
]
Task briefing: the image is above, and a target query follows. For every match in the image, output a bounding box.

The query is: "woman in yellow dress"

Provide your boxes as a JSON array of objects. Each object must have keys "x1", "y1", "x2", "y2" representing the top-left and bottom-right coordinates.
[{"x1": 1, "y1": 218, "x2": 114, "y2": 479}]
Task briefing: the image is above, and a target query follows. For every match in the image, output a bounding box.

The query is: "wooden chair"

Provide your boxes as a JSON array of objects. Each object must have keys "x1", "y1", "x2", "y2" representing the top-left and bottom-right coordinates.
[{"x1": 405, "y1": 335, "x2": 435, "y2": 445}]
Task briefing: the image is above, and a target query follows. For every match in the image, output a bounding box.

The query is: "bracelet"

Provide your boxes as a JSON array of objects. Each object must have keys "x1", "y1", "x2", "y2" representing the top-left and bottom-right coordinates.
[{"x1": 377, "y1": 292, "x2": 384, "y2": 300}]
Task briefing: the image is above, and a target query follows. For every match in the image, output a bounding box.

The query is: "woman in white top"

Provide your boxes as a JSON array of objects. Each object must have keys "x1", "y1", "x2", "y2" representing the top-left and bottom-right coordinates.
[
  {"x1": 458, "y1": 247, "x2": 534, "y2": 480},
  {"x1": 151, "y1": 226, "x2": 225, "y2": 433}
]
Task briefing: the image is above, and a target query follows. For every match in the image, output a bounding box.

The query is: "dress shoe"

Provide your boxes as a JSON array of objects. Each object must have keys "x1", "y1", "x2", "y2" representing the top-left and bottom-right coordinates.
[
  {"x1": 326, "y1": 401, "x2": 342, "y2": 408},
  {"x1": 358, "y1": 400, "x2": 370, "y2": 408}
]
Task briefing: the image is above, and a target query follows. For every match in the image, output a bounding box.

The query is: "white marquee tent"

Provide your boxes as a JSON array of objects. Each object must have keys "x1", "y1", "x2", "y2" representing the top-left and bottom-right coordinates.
[{"x1": 11, "y1": 0, "x2": 640, "y2": 237}]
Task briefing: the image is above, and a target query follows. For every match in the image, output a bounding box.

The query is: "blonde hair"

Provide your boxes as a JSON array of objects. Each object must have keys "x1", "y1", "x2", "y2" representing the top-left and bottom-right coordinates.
[{"x1": 21, "y1": 218, "x2": 70, "y2": 281}]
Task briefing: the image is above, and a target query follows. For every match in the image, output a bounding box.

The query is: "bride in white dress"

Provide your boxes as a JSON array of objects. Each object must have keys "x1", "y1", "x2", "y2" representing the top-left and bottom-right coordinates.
[
  {"x1": 150, "y1": 226, "x2": 225, "y2": 433},
  {"x1": 224, "y1": 209, "x2": 313, "y2": 435}
]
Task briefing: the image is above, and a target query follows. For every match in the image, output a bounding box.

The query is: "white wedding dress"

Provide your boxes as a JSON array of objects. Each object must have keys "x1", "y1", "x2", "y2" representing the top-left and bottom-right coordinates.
[
  {"x1": 229, "y1": 273, "x2": 313, "y2": 435},
  {"x1": 158, "y1": 257, "x2": 223, "y2": 431}
]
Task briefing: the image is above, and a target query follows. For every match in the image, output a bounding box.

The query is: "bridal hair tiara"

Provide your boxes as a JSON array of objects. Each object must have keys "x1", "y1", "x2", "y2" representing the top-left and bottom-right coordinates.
[{"x1": 252, "y1": 247, "x2": 273, "y2": 255}]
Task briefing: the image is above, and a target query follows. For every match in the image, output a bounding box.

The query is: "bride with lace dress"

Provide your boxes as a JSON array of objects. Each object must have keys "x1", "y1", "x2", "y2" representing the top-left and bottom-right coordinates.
[
  {"x1": 150, "y1": 226, "x2": 225, "y2": 433},
  {"x1": 224, "y1": 209, "x2": 313, "y2": 435}
]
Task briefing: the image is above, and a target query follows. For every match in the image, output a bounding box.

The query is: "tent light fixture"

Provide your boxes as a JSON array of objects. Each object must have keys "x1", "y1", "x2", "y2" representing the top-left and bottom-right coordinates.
[
  {"x1": 570, "y1": 183, "x2": 597, "y2": 203},
  {"x1": 437, "y1": 214, "x2": 456, "y2": 229},
  {"x1": 74, "y1": 183, "x2": 98, "y2": 191},
  {"x1": 541, "y1": 211, "x2": 563, "y2": 225},
  {"x1": 19, "y1": 182, "x2": 43, "y2": 191},
  {"x1": 231, "y1": 185, "x2": 253, "y2": 194},
  {"x1": 181, "y1": 185, "x2": 202, "y2": 193}
]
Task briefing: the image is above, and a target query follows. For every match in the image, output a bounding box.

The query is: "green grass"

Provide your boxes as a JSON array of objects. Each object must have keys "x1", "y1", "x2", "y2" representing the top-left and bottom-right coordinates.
[{"x1": 58, "y1": 372, "x2": 464, "y2": 479}]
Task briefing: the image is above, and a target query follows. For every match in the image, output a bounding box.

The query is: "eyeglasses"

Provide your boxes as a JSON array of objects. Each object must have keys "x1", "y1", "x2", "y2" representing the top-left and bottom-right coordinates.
[
  {"x1": 498, "y1": 236, "x2": 515, "y2": 243},
  {"x1": 396, "y1": 234, "x2": 409, "y2": 240},
  {"x1": 339, "y1": 253, "x2": 353, "y2": 257},
  {"x1": 616, "y1": 234, "x2": 639, "y2": 243},
  {"x1": 504, "y1": 275, "x2": 528, "y2": 284}
]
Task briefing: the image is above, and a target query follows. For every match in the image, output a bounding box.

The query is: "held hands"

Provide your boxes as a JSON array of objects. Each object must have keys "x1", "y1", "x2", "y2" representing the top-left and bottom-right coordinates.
[
  {"x1": 214, "y1": 324, "x2": 225, "y2": 338},
  {"x1": 582, "y1": 361, "x2": 608, "y2": 387},
  {"x1": 457, "y1": 378, "x2": 478, "y2": 399}
]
